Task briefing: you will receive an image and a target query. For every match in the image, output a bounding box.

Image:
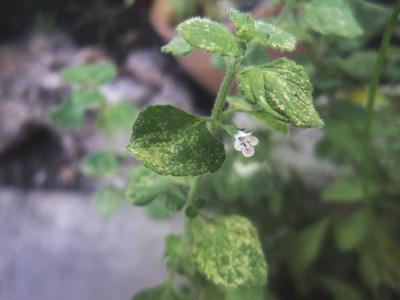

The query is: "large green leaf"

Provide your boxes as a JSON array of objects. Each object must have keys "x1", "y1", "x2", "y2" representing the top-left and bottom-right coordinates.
[
  {"x1": 62, "y1": 61, "x2": 117, "y2": 85},
  {"x1": 127, "y1": 105, "x2": 226, "y2": 176},
  {"x1": 303, "y1": 0, "x2": 363, "y2": 38},
  {"x1": 93, "y1": 184, "x2": 125, "y2": 218},
  {"x1": 193, "y1": 215, "x2": 267, "y2": 288},
  {"x1": 177, "y1": 17, "x2": 246, "y2": 57},
  {"x1": 238, "y1": 58, "x2": 323, "y2": 128}
]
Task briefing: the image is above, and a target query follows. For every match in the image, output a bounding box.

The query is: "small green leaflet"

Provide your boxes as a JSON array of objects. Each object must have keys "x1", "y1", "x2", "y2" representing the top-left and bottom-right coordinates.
[
  {"x1": 177, "y1": 17, "x2": 246, "y2": 57},
  {"x1": 229, "y1": 9, "x2": 257, "y2": 42},
  {"x1": 333, "y1": 210, "x2": 367, "y2": 252},
  {"x1": 321, "y1": 177, "x2": 363, "y2": 203},
  {"x1": 94, "y1": 184, "x2": 125, "y2": 218},
  {"x1": 81, "y1": 150, "x2": 119, "y2": 177},
  {"x1": 125, "y1": 166, "x2": 176, "y2": 206},
  {"x1": 131, "y1": 282, "x2": 181, "y2": 300},
  {"x1": 162, "y1": 36, "x2": 193, "y2": 56},
  {"x1": 229, "y1": 9, "x2": 295, "y2": 51},
  {"x1": 288, "y1": 218, "x2": 330, "y2": 277},
  {"x1": 62, "y1": 61, "x2": 117, "y2": 85},
  {"x1": 49, "y1": 100, "x2": 85, "y2": 129},
  {"x1": 96, "y1": 101, "x2": 138, "y2": 133},
  {"x1": 193, "y1": 215, "x2": 267, "y2": 288},
  {"x1": 71, "y1": 89, "x2": 105, "y2": 108},
  {"x1": 238, "y1": 58, "x2": 324, "y2": 128},
  {"x1": 303, "y1": 0, "x2": 363, "y2": 38},
  {"x1": 127, "y1": 105, "x2": 226, "y2": 176}
]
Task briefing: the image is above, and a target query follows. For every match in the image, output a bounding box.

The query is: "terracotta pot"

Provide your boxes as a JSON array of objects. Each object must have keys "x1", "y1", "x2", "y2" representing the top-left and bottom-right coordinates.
[{"x1": 149, "y1": 0, "x2": 300, "y2": 95}]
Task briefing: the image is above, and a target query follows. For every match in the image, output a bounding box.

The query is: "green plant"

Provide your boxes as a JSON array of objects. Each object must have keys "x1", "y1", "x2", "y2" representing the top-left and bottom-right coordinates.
[
  {"x1": 125, "y1": 9, "x2": 323, "y2": 299},
  {"x1": 49, "y1": 1, "x2": 400, "y2": 299}
]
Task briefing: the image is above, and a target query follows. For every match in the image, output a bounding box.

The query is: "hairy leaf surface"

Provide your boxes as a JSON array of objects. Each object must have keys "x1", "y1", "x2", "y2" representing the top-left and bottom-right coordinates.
[
  {"x1": 238, "y1": 58, "x2": 323, "y2": 128},
  {"x1": 127, "y1": 105, "x2": 225, "y2": 176},
  {"x1": 193, "y1": 215, "x2": 267, "y2": 288}
]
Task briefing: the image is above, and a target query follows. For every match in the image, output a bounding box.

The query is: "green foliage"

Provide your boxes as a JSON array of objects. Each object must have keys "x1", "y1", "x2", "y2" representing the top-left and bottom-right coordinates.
[
  {"x1": 321, "y1": 177, "x2": 363, "y2": 203},
  {"x1": 71, "y1": 89, "x2": 106, "y2": 108},
  {"x1": 125, "y1": 166, "x2": 179, "y2": 206},
  {"x1": 49, "y1": 3, "x2": 400, "y2": 299},
  {"x1": 303, "y1": 0, "x2": 363, "y2": 38},
  {"x1": 94, "y1": 185, "x2": 125, "y2": 218},
  {"x1": 61, "y1": 61, "x2": 117, "y2": 85},
  {"x1": 81, "y1": 150, "x2": 119, "y2": 177},
  {"x1": 288, "y1": 218, "x2": 330, "y2": 276},
  {"x1": 333, "y1": 210, "x2": 367, "y2": 252},
  {"x1": 49, "y1": 99, "x2": 85, "y2": 129},
  {"x1": 96, "y1": 101, "x2": 138, "y2": 133},
  {"x1": 126, "y1": 105, "x2": 226, "y2": 176},
  {"x1": 193, "y1": 215, "x2": 267, "y2": 288}
]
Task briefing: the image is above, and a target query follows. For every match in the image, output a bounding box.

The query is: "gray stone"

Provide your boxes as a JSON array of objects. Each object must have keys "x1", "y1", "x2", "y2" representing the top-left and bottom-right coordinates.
[{"x1": 0, "y1": 188, "x2": 184, "y2": 300}]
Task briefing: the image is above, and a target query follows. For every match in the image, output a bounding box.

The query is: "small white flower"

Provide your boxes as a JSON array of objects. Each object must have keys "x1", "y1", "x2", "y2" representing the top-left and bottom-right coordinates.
[{"x1": 234, "y1": 130, "x2": 259, "y2": 157}]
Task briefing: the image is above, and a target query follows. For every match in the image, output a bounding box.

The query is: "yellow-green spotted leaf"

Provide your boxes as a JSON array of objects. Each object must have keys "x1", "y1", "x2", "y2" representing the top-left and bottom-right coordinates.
[
  {"x1": 304, "y1": 0, "x2": 363, "y2": 38},
  {"x1": 193, "y1": 215, "x2": 267, "y2": 288},
  {"x1": 238, "y1": 58, "x2": 323, "y2": 128},
  {"x1": 94, "y1": 184, "x2": 125, "y2": 218},
  {"x1": 62, "y1": 61, "x2": 117, "y2": 85},
  {"x1": 177, "y1": 17, "x2": 246, "y2": 57},
  {"x1": 126, "y1": 105, "x2": 226, "y2": 176},
  {"x1": 162, "y1": 36, "x2": 193, "y2": 56},
  {"x1": 81, "y1": 150, "x2": 119, "y2": 176}
]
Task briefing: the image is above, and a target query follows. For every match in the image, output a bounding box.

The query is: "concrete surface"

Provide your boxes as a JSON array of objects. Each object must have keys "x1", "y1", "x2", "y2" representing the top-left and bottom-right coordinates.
[{"x1": 0, "y1": 188, "x2": 184, "y2": 300}]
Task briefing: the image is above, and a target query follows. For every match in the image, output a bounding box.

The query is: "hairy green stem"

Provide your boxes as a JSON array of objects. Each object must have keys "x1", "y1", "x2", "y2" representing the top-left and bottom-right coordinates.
[
  {"x1": 362, "y1": 2, "x2": 400, "y2": 214},
  {"x1": 210, "y1": 58, "x2": 238, "y2": 133}
]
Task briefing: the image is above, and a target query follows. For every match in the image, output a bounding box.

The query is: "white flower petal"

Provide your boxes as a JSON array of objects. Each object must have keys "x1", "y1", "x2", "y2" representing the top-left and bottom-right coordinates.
[
  {"x1": 235, "y1": 130, "x2": 251, "y2": 139},
  {"x1": 242, "y1": 146, "x2": 255, "y2": 157},
  {"x1": 234, "y1": 139, "x2": 242, "y2": 151},
  {"x1": 247, "y1": 135, "x2": 259, "y2": 146}
]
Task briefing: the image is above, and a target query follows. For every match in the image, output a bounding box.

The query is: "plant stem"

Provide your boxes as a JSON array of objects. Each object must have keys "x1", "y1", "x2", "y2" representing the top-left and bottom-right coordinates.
[
  {"x1": 210, "y1": 58, "x2": 238, "y2": 134},
  {"x1": 362, "y1": 2, "x2": 400, "y2": 215},
  {"x1": 169, "y1": 58, "x2": 239, "y2": 284}
]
